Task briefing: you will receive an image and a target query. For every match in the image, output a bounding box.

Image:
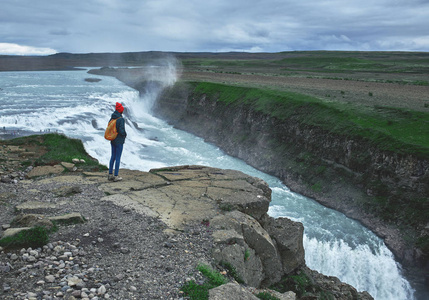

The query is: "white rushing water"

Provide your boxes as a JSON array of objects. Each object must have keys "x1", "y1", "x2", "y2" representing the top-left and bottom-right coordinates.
[{"x1": 0, "y1": 64, "x2": 415, "y2": 300}]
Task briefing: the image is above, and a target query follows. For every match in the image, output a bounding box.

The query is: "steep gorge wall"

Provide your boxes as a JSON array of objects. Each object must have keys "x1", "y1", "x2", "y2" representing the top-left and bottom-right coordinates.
[{"x1": 153, "y1": 82, "x2": 429, "y2": 271}]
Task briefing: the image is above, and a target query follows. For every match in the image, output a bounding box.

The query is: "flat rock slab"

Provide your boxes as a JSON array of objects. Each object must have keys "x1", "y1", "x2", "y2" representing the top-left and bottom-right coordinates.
[
  {"x1": 26, "y1": 165, "x2": 64, "y2": 178},
  {"x1": 24, "y1": 175, "x2": 88, "y2": 185},
  {"x1": 90, "y1": 165, "x2": 271, "y2": 230},
  {"x1": 16, "y1": 201, "x2": 57, "y2": 211},
  {"x1": 49, "y1": 213, "x2": 85, "y2": 225},
  {"x1": 2, "y1": 227, "x2": 33, "y2": 238}
]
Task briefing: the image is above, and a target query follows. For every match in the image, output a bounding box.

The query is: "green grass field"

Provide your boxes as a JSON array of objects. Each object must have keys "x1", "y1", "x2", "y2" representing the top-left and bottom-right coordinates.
[{"x1": 191, "y1": 82, "x2": 429, "y2": 157}]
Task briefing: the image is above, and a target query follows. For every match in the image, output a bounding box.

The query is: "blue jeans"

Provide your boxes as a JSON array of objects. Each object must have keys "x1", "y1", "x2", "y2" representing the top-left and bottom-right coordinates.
[{"x1": 109, "y1": 143, "x2": 123, "y2": 176}]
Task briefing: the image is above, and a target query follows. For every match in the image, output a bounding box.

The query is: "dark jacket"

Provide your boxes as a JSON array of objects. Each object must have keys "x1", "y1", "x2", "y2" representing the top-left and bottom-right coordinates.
[{"x1": 110, "y1": 110, "x2": 127, "y2": 145}]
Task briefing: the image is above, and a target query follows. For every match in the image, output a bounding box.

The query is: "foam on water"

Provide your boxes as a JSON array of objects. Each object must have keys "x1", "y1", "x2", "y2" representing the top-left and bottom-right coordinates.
[{"x1": 304, "y1": 236, "x2": 414, "y2": 300}]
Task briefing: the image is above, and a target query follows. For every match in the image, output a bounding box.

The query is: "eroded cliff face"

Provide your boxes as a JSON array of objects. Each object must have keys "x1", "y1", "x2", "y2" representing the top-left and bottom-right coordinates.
[{"x1": 153, "y1": 82, "x2": 429, "y2": 271}]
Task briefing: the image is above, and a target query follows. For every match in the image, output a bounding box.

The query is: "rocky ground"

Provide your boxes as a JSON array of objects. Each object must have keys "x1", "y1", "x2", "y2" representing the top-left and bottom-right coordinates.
[
  {"x1": 0, "y1": 141, "x2": 289, "y2": 300},
  {"x1": 0, "y1": 142, "x2": 217, "y2": 300},
  {"x1": 0, "y1": 170, "x2": 217, "y2": 300}
]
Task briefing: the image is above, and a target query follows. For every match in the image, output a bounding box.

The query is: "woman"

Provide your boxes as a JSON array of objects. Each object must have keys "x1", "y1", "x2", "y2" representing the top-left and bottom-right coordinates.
[{"x1": 108, "y1": 102, "x2": 127, "y2": 182}]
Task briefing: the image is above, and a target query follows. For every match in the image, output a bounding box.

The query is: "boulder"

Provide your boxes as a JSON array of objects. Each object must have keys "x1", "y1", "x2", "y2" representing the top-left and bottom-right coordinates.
[
  {"x1": 10, "y1": 214, "x2": 54, "y2": 230},
  {"x1": 211, "y1": 211, "x2": 283, "y2": 287},
  {"x1": 262, "y1": 215, "x2": 305, "y2": 274},
  {"x1": 212, "y1": 240, "x2": 264, "y2": 287},
  {"x1": 52, "y1": 185, "x2": 83, "y2": 197},
  {"x1": 302, "y1": 267, "x2": 374, "y2": 300}
]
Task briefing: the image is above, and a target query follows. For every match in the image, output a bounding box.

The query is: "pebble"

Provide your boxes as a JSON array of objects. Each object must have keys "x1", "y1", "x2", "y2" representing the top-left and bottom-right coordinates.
[{"x1": 98, "y1": 285, "x2": 107, "y2": 295}]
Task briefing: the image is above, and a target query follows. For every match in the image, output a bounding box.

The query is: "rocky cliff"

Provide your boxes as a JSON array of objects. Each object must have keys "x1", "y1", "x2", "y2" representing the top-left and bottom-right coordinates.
[{"x1": 152, "y1": 81, "x2": 429, "y2": 288}]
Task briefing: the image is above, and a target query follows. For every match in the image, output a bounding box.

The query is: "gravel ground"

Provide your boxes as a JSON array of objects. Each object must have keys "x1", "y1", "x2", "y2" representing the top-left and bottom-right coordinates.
[{"x1": 0, "y1": 175, "x2": 215, "y2": 300}]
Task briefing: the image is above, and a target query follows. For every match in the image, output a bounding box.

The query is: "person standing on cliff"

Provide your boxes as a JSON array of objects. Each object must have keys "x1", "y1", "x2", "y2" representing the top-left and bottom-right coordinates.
[{"x1": 108, "y1": 102, "x2": 127, "y2": 182}]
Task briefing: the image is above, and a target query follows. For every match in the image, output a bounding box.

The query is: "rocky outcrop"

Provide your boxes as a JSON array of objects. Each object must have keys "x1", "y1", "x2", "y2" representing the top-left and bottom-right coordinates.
[
  {"x1": 261, "y1": 215, "x2": 305, "y2": 276},
  {"x1": 211, "y1": 211, "x2": 305, "y2": 287}
]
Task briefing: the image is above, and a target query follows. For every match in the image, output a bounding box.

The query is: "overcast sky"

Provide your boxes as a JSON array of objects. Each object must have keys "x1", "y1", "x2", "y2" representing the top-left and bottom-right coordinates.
[{"x1": 1, "y1": 0, "x2": 428, "y2": 55}]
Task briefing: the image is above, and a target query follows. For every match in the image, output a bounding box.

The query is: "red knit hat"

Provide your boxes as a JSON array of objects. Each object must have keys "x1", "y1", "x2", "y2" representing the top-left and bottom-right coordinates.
[{"x1": 116, "y1": 102, "x2": 124, "y2": 113}]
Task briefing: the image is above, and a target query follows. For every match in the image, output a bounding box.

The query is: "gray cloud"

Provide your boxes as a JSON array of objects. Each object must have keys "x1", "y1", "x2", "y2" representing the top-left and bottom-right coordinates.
[{"x1": 1, "y1": 0, "x2": 428, "y2": 55}]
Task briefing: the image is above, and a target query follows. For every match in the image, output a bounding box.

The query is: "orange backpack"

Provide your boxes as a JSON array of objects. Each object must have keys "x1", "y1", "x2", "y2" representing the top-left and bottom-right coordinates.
[{"x1": 104, "y1": 117, "x2": 122, "y2": 141}]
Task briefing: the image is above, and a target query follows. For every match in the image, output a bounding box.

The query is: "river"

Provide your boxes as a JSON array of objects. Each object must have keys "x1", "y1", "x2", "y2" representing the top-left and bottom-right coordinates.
[{"x1": 0, "y1": 65, "x2": 415, "y2": 300}]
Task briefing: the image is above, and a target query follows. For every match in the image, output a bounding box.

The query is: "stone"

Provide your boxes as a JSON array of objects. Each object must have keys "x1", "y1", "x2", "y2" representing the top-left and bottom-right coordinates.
[
  {"x1": 61, "y1": 162, "x2": 76, "y2": 171},
  {"x1": 72, "y1": 290, "x2": 81, "y2": 297},
  {"x1": 0, "y1": 263, "x2": 11, "y2": 272},
  {"x1": 68, "y1": 276, "x2": 83, "y2": 287},
  {"x1": 49, "y1": 213, "x2": 85, "y2": 225},
  {"x1": 26, "y1": 165, "x2": 64, "y2": 178},
  {"x1": 15, "y1": 201, "x2": 56, "y2": 211},
  {"x1": 214, "y1": 243, "x2": 263, "y2": 287},
  {"x1": 1, "y1": 176, "x2": 12, "y2": 183},
  {"x1": 10, "y1": 172, "x2": 19, "y2": 178},
  {"x1": 2, "y1": 227, "x2": 33, "y2": 238},
  {"x1": 11, "y1": 214, "x2": 54, "y2": 230},
  {"x1": 45, "y1": 275, "x2": 56, "y2": 283},
  {"x1": 27, "y1": 292, "x2": 38, "y2": 298},
  {"x1": 279, "y1": 291, "x2": 296, "y2": 300},
  {"x1": 98, "y1": 285, "x2": 106, "y2": 295},
  {"x1": 262, "y1": 216, "x2": 305, "y2": 275},
  {"x1": 120, "y1": 247, "x2": 130, "y2": 254},
  {"x1": 211, "y1": 211, "x2": 283, "y2": 287},
  {"x1": 209, "y1": 282, "x2": 259, "y2": 300}
]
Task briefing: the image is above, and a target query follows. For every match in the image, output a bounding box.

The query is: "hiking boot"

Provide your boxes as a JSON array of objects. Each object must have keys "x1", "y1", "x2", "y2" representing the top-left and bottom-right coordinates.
[
  {"x1": 108, "y1": 174, "x2": 114, "y2": 181},
  {"x1": 113, "y1": 176, "x2": 123, "y2": 182}
]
